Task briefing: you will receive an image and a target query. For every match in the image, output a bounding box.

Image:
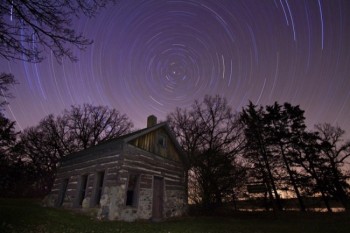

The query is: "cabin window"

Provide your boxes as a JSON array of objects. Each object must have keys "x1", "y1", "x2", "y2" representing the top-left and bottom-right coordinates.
[
  {"x1": 92, "y1": 171, "x2": 105, "y2": 207},
  {"x1": 77, "y1": 174, "x2": 88, "y2": 206},
  {"x1": 57, "y1": 178, "x2": 69, "y2": 207},
  {"x1": 126, "y1": 174, "x2": 139, "y2": 207},
  {"x1": 158, "y1": 133, "x2": 167, "y2": 148}
]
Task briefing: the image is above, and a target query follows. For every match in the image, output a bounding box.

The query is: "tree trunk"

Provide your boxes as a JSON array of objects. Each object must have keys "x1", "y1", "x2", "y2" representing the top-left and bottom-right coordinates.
[
  {"x1": 303, "y1": 151, "x2": 333, "y2": 212},
  {"x1": 257, "y1": 136, "x2": 283, "y2": 211},
  {"x1": 330, "y1": 161, "x2": 349, "y2": 211},
  {"x1": 232, "y1": 192, "x2": 238, "y2": 211},
  {"x1": 263, "y1": 155, "x2": 283, "y2": 211},
  {"x1": 265, "y1": 177, "x2": 278, "y2": 211},
  {"x1": 320, "y1": 191, "x2": 332, "y2": 212},
  {"x1": 184, "y1": 169, "x2": 189, "y2": 209},
  {"x1": 280, "y1": 147, "x2": 306, "y2": 212}
]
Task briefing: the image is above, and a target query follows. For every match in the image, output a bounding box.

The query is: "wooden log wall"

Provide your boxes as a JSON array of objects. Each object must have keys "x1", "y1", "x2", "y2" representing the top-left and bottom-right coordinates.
[
  {"x1": 124, "y1": 144, "x2": 185, "y2": 192},
  {"x1": 51, "y1": 145, "x2": 123, "y2": 208}
]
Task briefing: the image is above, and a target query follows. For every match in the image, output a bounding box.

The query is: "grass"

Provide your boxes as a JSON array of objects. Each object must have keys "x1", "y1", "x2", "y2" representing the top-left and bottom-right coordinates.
[{"x1": 1, "y1": 198, "x2": 350, "y2": 233}]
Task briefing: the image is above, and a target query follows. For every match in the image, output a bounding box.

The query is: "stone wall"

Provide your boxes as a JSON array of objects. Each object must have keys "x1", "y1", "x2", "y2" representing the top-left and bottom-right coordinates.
[
  {"x1": 100, "y1": 175, "x2": 186, "y2": 221},
  {"x1": 97, "y1": 173, "x2": 154, "y2": 221},
  {"x1": 46, "y1": 171, "x2": 187, "y2": 221},
  {"x1": 134, "y1": 188, "x2": 153, "y2": 219},
  {"x1": 165, "y1": 189, "x2": 187, "y2": 218}
]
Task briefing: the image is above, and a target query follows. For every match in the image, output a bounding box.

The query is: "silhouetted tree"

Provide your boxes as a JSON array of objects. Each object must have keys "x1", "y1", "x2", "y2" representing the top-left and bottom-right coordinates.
[
  {"x1": 0, "y1": 0, "x2": 115, "y2": 62},
  {"x1": 0, "y1": 73, "x2": 24, "y2": 197},
  {"x1": 64, "y1": 104, "x2": 133, "y2": 149},
  {"x1": 167, "y1": 107, "x2": 204, "y2": 204},
  {"x1": 19, "y1": 104, "x2": 133, "y2": 194},
  {"x1": 264, "y1": 102, "x2": 307, "y2": 211},
  {"x1": 315, "y1": 123, "x2": 350, "y2": 211},
  {"x1": 168, "y1": 95, "x2": 246, "y2": 209},
  {"x1": 0, "y1": 113, "x2": 17, "y2": 160},
  {"x1": 0, "y1": 113, "x2": 22, "y2": 196},
  {"x1": 293, "y1": 131, "x2": 334, "y2": 212},
  {"x1": 242, "y1": 101, "x2": 350, "y2": 212},
  {"x1": 0, "y1": 73, "x2": 17, "y2": 108},
  {"x1": 240, "y1": 102, "x2": 283, "y2": 211}
]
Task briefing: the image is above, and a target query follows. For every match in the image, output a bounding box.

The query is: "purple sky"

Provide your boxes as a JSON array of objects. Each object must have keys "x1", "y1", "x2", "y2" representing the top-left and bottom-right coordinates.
[{"x1": 1, "y1": 0, "x2": 350, "y2": 134}]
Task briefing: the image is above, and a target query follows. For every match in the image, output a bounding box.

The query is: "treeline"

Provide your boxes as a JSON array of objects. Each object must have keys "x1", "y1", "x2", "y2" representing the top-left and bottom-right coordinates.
[
  {"x1": 240, "y1": 102, "x2": 350, "y2": 212},
  {"x1": 167, "y1": 95, "x2": 350, "y2": 212},
  {"x1": 1, "y1": 87, "x2": 349, "y2": 212},
  {"x1": 0, "y1": 77, "x2": 133, "y2": 196}
]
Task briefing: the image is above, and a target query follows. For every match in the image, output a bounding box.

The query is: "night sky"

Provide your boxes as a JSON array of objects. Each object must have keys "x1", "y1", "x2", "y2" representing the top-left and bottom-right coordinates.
[{"x1": 1, "y1": 0, "x2": 350, "y2": 134}]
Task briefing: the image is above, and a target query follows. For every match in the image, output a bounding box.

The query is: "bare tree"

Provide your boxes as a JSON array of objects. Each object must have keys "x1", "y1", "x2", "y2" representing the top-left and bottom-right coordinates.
[
  {"x1": 64, "y1": 104, "x2": 133, "y2": 149},
  {"x1": 167, "y1": 107, "x2": 204, "y2": 205},
  {"x1": 315, "y1": 123, "x2": 350, "y2": 211},
  {"x1": 168, "y1": 95, "x2": 246, "y2": 209},
  {"x1": 19, "y1": 104, "x2": 133, "y2": 194},
  {"x1": 293, "y1": 131, "x2": 334, "y2": 212},
  {"x1": 0, "y1": 0, "x2": 115, "y2": 62},
  {"x1": 19, "y1": 116, "x2": 62, "y2": 194}
]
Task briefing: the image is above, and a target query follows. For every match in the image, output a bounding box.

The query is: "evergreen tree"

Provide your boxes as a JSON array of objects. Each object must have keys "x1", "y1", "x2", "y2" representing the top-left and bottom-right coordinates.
[{"x1": 240, "y1": 102, "x2": 283, "y2": 211}]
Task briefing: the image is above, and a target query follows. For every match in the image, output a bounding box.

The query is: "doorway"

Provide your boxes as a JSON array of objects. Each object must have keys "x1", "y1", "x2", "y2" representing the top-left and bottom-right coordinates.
[{"x1": 152, "y1": 176, "x2": 164, "y2": 220}]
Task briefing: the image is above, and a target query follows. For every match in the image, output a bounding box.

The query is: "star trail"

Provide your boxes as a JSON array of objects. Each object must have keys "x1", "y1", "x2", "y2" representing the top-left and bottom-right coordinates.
[{"x1": 0, "y1": 0, "x2": 349, "y2": 134}]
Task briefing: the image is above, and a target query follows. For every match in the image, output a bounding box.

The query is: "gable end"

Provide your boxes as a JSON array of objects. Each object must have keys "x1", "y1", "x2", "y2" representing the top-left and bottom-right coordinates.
[{"x1": 129, "y1": 127, "x2": 181, "y2": 162}]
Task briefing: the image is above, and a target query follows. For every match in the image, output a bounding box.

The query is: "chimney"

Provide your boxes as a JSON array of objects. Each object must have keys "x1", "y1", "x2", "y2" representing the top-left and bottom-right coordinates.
[{"x1": 147, "y1": 115, "x2": 157, "y2": 127}]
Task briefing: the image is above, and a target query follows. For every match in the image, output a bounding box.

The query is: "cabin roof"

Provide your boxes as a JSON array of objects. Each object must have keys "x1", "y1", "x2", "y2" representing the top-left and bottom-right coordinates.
[{"x1": 61, "y1": 122, "x2": 187, "y2": 165}]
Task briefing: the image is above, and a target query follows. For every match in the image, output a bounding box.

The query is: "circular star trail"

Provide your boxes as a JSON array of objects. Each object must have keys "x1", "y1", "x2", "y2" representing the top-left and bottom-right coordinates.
[{"x1": 0, "y1": 0, "x2": 350, "y2": 134}]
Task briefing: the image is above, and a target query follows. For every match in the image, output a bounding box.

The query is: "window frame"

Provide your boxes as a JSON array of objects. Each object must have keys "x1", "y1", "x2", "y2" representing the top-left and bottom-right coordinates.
[
  {"x1": 157, "y1": 132, "x2": 167, "y2": 149},
  {"x1": 76, "y1": 174, "x2": 89, "y2": 207},
  {"x1": 57, "y1": 178, "x2": 69, "y2": 207},
  {"x1": 125, "y1": 173, "x2": 140, "y2": 208},
  {"x1": 91, "y1": 171, "x2": 105, "y2": 207}
]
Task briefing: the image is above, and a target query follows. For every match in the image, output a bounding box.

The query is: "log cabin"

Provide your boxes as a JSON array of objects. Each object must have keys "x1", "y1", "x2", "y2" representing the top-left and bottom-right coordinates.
[{"x1": 44, "y1": 115, "x2": 187, "y2": 221}]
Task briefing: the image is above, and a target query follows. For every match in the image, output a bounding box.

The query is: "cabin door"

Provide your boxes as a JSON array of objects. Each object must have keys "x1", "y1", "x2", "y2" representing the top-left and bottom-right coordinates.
[{"x1": 152, "y1": 176, "x2": 164, "y2": 220}]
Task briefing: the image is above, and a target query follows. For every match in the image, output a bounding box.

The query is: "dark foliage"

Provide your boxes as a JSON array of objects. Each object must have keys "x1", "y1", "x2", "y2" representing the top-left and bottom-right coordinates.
[
  {"x1": 0, "y1": 113, "x2": 25, "y2": 197},
  {"x1": 0, "y1": 73, "x2": 17, "y2": 108}
]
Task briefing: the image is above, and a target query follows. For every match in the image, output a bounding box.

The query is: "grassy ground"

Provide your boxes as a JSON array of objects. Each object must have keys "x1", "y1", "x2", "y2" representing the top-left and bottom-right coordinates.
[{"x1": 1, "y1": 198, "x2": 350, "y2": 233}]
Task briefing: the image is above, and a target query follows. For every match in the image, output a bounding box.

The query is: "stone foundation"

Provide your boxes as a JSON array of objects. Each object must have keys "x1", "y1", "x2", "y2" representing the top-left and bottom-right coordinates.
[
  {"x1": 165, "y1": 190, "x2": 187, "y2": 218},
  {"x1": 97, "y1": 185, "x2": 126, "y2": 220},
  {"x1": 137, "y1": 189, "x2": 153, "y2": 219},
  {"x1": 47, "y1": 175, "x2": 186, "y2": 222},
  {"x1": 100, "y1": 186, "x2": 154, "y2": 221}
]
